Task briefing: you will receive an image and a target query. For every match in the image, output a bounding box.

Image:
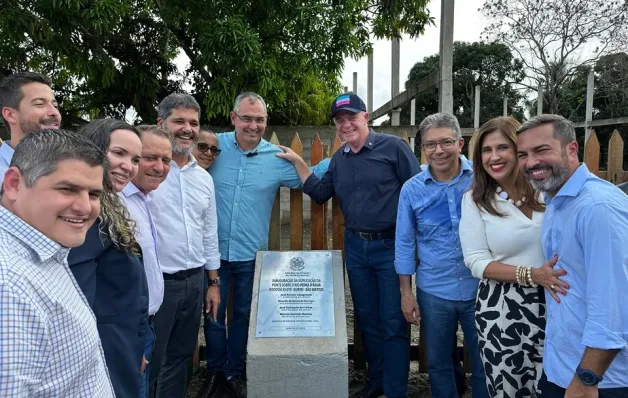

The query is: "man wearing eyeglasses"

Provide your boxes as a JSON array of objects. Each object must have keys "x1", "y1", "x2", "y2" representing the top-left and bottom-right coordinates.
[
  {"x1": 395, "y1": 113, "x2": 488, "y2": 397},
  {"x1": 193, "y1": 129, "x2": 221, "y2": 170},
  {"x1": 278, "y1": 93, "x2": 420, "y2": 398},
  {"x1": 206, "y1": 92, "x2": 329, "y2": 397}
]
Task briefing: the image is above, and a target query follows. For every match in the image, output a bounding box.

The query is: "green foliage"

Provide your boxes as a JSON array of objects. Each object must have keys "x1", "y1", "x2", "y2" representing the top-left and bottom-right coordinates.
[
  {"x1": 0, "y1": 0, "x2": 433, "y2": 125},
  {"x1": 400, "y1": 41, "x2": 526, "y2": 127}
]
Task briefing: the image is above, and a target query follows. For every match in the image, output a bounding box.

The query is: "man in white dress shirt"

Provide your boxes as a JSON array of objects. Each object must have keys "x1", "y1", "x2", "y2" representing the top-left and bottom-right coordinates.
[
  {"x1": 0, "y1": 72, "x2": 61, "y2": 183},
  {"x1": 148, "y1": 94, "x2": 221, "y2": 398},
  {"x1": 120, "y1": 125, "x2": 173, "y2": 398},
  {"x1": 0, "y1": 129, "x2": 114, "y2": 397}
]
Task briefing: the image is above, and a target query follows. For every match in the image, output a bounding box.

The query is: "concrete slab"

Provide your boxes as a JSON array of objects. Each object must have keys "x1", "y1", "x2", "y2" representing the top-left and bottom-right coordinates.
[{"x1": 247, "y1": 250, "x2": 348, "y2": 398}]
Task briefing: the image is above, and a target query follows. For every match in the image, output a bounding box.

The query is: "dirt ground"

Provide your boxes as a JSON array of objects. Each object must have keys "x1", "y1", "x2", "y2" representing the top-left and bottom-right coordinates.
[{"x1": 186, "y1": 222, "x2": 472, "y2": 397}]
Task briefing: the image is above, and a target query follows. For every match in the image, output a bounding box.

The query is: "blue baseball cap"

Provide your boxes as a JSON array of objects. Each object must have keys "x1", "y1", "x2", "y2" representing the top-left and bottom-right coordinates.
[{"x1": 331, "y1": 94, "x2": 367, "y2": 118}]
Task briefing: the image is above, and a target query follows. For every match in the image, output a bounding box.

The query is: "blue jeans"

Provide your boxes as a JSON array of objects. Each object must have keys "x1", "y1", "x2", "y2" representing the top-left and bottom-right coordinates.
[
  {"x1": 205, "y1": 259, "x2": 255, "y2": 379},
  {"x1": 344, "y1": 231, "x2": 410, "y2": 398},
  {"x1": 139, "y1": 318, "x2": 155, "y2": 398},
  {"x1": 416, "y1": 289, "x2": 488, "y2": 398}
]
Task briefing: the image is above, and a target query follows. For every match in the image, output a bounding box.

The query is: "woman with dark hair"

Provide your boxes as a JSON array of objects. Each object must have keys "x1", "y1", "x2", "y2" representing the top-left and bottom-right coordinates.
[
  {"x1": 68, "y1": 118, "x2": 149, "y2": 398},
  {"x1": 459, "y1": 117, "x2": 568, "y2": 397}
]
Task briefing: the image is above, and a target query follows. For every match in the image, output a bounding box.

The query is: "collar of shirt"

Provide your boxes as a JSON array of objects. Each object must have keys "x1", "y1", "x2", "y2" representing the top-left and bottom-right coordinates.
[
  {"x1": 342, "y1": 129, "x2": 376, "y2": 154},
  {"x1": 121, "y1": 181, "x2": 153, "y2": 201},
  {"x1": 543, "y1": 163, "x2": 590, "y2": 207},
  {"x1": 423, "y1": 155, "x2": 472, "y2": 184},
  {"x1": 0, "y1": 205, "x2": 66, "y2": 262},
  {"x1": 171, "y1": 154, "x2": 199, "y2": 171},
  {"x1": 228, "y1": 131, "x2": 270, "y2": 155},
  {"x1": 0, "y1": 141, "x2": 14, "y2": 165}
]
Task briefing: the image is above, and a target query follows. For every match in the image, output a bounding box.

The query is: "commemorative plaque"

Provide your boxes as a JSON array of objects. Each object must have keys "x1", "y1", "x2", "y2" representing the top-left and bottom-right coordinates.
[{"x1": 255, "y1": 251, "x2": 335, "y2": 337}]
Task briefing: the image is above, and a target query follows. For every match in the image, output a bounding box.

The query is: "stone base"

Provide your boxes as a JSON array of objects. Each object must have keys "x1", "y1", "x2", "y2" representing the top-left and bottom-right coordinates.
[{"x1": 246, "y1": 250, "x2": 348, "y2": 398}]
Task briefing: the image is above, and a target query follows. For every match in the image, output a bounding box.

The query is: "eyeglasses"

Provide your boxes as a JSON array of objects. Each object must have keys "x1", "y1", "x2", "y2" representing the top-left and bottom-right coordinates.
[
  {"x1": 233, "y1": 111, "x2": 267, "y2": 124},
  {"x1": 197, "y1": 143, "x2": 221, "y2": 156},
  {"x1": 421, "y1": 139, "x2": 459, "y2": 151}
]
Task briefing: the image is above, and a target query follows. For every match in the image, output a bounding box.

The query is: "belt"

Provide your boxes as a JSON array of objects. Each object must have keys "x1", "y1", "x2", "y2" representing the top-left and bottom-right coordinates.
[
  {"x1": 163, "y1": 266, "x2": 203, "y2": 280},
  {"x1": 348, "y1": 229, "x2": 395, "y2": 241}
]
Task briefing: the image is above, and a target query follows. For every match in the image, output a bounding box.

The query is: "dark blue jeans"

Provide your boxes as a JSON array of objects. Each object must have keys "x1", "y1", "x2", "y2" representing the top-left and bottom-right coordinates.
[
  {"x1": 416, "y1": 289, "x2": 488, "y2": 398},
  {"x1": 205, "y1": 259, "x2": 255, "y2": 379},
  {"x1": 344, "y1": 231, "x2": 410, "y2": 398},
  {"x1": 139, "y1": 318, "x2": 155, "y2": 398}
]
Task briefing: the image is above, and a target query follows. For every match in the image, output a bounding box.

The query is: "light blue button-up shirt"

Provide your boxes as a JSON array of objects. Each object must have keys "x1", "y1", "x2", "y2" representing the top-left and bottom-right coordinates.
[
  {"x1": 0, "y1": 141, "x2": 15, "y2": 185},
  {"x1": 209, "y1": 132, "x2": 329, "y2": 262},
  {"x1": 541, "y1": 164, "x2": 628, "y2": 388},
  {"x1": 395, "y1": 156, "x2": 479, "y2": 301}
]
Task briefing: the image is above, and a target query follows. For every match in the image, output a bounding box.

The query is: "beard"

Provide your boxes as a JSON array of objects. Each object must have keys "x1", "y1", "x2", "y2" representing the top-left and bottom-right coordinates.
[
  {"x1": 524, "y1": 149, "x2": 571, "y2": 193},
  {"x1": 171, "y1": 133, "x2": 198, "y2": 155},
  {"x1": 19, "y1": 116, "x2": 60, "y2": 135}
]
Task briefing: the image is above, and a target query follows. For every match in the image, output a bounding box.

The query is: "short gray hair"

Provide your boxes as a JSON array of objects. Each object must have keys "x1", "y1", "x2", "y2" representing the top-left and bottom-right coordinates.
[
  {"x1": 418, "y1": 113, "x2": 462, "y2": 140},
  {"x1": 10, "y1": 129, "x2": 105, "y2": 187},
  {"x1": 233, "y1": 92, "x2": 267, "y2": 115},
  {"x1": 157, "y1": 93, "x2": 200, "y2": 120},
  {"x1": 137, "y1": 124, "x2": 173, "y2": 142},
  {"x1": 517, "y1": 114, "x2": 576, "y2": 144}
]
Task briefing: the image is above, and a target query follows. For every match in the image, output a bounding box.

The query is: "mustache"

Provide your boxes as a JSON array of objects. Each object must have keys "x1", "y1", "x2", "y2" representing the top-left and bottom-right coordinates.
[
  {"x1": 40, "y1": 116, "x2": 60, "y2": 125},
  {"x1": 524, "y1": 163, "x2": 552, "y2": 173}
]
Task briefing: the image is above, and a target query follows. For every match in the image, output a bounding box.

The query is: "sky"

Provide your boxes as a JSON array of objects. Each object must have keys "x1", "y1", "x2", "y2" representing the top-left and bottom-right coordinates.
[{"x1": 343, "y1": 0, "x2": 487, "y2": 124}]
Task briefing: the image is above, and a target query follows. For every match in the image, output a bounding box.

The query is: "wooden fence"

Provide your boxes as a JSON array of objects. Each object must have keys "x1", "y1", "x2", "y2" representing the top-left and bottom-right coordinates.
[{"x1": 198, "y1": 127, "x2": 626, "y2": 375}]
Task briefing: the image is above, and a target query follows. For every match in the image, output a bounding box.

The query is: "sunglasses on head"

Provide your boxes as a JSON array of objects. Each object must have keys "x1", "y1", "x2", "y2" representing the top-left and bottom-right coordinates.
[{"x1": 197, "y1": 143, "x2": 221, "y2": 156}]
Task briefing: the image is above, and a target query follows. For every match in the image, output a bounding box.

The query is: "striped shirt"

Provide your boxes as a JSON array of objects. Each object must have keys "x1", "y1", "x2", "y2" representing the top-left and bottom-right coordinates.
[{"x1": 0, "y1": 206, "x2": 114, "y2": 397}]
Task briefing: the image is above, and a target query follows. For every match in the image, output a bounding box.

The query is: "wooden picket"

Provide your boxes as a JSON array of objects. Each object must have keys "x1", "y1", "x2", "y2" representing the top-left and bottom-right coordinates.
[
  {"x1": 290, "y1": 134, "x2": 304, "y2": 250},
  {"x1": 268, "y1": 133, "x2": 282, "y2": 251},
  {"x1": 607, "y1": 130, "x2": 625, "y2": 184},
  {"x1": 584, "y1": 130, "x2": 601, "y2": 178},
  {"x1": 310, "y1": 134, "x2": 326, "y2": 250}
]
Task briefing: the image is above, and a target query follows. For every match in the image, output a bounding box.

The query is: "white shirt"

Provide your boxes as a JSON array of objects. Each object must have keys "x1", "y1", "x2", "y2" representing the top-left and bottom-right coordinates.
[
  {"x1": 459, "y1": 191, "x2": 546, "y2": 279},
  {"x1": 120, "y1": 182, "x2": 164, "y2": 315},
  {"x1": 0, "y1": 206, "x2": 114, "y2": 397},
  {"x1": 0, "y1": 141, "x2": 15, "y2": 185},
  {"x1": 151, "y1": 155, "x2": 221, "y2": 273}
]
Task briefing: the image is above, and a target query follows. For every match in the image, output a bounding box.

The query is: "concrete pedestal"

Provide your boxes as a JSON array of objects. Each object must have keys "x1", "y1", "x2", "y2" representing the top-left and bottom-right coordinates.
[{"x1": 246, "y1": 250, "x2": 348, "y2": 398}]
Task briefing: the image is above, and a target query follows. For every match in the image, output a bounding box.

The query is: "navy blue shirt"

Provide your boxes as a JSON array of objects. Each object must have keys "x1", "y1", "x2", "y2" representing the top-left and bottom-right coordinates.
[{"x1": 303, "y1": 130, "x2": 421, "y2": 232}]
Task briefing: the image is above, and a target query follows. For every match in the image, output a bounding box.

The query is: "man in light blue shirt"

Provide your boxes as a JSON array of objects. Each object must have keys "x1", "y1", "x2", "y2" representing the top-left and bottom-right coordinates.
[
  {"x1": 517, "y1": 114, "x2": 628, "y2": 397},
  {"x1": 395, "y1": 113, "x2": 488, "y2": 398},
  {"x1": 0, "y1": 72, "x2": 61, "y2": 183},
  {"x1": 206, "y1": 92, "x2": 328, "y2": 396}
]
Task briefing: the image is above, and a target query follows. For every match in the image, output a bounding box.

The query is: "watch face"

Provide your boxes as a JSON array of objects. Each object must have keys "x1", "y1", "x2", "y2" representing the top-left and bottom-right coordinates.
[{"x1": 578, "y1": 370, "x2": 598, "y2": 386}]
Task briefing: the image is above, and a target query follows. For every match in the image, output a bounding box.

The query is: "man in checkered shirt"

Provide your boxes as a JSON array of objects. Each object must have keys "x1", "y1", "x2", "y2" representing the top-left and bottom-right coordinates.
[{"x1": 0, "y1": 129, "x2": 114, "y2": 396}]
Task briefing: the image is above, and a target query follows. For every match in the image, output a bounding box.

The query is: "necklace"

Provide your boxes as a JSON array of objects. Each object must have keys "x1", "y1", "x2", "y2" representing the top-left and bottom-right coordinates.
[{"x1": 496, "y1": 186, "x2": 526, "y2": 208}]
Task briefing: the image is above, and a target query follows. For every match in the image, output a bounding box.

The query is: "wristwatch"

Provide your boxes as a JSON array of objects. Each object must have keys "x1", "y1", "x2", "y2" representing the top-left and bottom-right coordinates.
[
  {"x1": 208, "y1": 277, "x2": 221, "y2": 287},
  {"x1": 576, "y1": 366, "x2": 603, "y2": 386}
]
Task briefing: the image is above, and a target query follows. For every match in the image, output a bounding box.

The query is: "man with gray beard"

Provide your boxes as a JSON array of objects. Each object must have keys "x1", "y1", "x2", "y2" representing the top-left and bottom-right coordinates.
[
  {"x1": 0, "y1": 72, "x2": 61, "y2": 183},
  {"x1": 517, "y1": 114, "x2": 628, "y2": 398},
  {"x1": 148, "y1": 93, "x2": 221, "y2": 398}
]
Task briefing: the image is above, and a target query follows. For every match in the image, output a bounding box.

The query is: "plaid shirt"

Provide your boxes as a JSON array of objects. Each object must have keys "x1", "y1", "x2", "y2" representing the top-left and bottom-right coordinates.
[{"x1": 0, "y1": 206, "x2": 114, "y2": 397}]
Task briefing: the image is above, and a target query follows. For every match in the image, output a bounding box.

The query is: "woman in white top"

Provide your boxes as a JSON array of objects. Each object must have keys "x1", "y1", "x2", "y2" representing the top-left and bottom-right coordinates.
[{"x1": 459, "y1": 117, "x2": 568, "y2": 397}]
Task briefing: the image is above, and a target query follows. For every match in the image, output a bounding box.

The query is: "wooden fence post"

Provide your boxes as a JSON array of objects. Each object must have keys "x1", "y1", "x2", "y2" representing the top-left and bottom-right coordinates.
[
  {"x1": 584, "y1": 130, "x2": 601, "y2": 178},
  {"x1": 310, "y1": 134, "x2": 326, "y2": 250},
  {"x1": 268, "y1": 132, "x2": 281, "y2": 251},
  {"x1": 607, "y1": 130, "x2": 625, "y2": 185},
  {"x1": 467, "y1": 129, "x2": 479, "y2": 160},
  {"x1": 290, "y1": 133, "x2": 304, "y2": 250}
]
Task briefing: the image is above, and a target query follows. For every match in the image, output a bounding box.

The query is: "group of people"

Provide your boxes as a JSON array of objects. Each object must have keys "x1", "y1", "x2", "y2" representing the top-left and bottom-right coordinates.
[{"x1": 0, "y1": 70, "x2": 626, "y2": 398}]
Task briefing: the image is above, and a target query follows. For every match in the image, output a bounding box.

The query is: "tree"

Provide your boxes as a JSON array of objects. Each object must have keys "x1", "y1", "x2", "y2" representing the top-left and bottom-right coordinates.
[
  {"x1": 401, "y1": 41, "x2": 526, "y2": 128},
  {"x1": 481, "y1": 0, "x2": 628, "y2": 114},
  {"x1": 0, "y1": 0, "x2": 434, "y2": 126}
]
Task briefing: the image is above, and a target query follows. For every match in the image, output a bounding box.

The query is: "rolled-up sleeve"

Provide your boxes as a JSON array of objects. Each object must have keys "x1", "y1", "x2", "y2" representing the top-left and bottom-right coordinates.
[
  {"x1": 459, "y1": 193, "x2": 493, "y2": 279},
  {"x1": 578, "y1": 203, "x2": 628, "y2": 350},
  {"x1": 303, "y1": 157, "x2": 336, "y2": 204},
  {"x1": 203, "y1": 177, "x2": 221, "y2": 270},
  {"x1": 395, "y1": 182, "x2": 417, "y2": 275}
]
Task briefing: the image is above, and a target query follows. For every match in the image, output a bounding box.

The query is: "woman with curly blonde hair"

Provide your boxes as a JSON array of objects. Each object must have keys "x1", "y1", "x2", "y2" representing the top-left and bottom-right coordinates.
[{"x1": 68, "y1": 118, "x2": 149, "y2": 398}]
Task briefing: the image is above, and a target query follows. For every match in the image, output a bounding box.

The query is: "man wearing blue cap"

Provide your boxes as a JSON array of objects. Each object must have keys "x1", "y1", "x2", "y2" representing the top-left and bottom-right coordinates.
[{"x1": 278, "y1": 93, "x2": 420, "y2": 398}]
